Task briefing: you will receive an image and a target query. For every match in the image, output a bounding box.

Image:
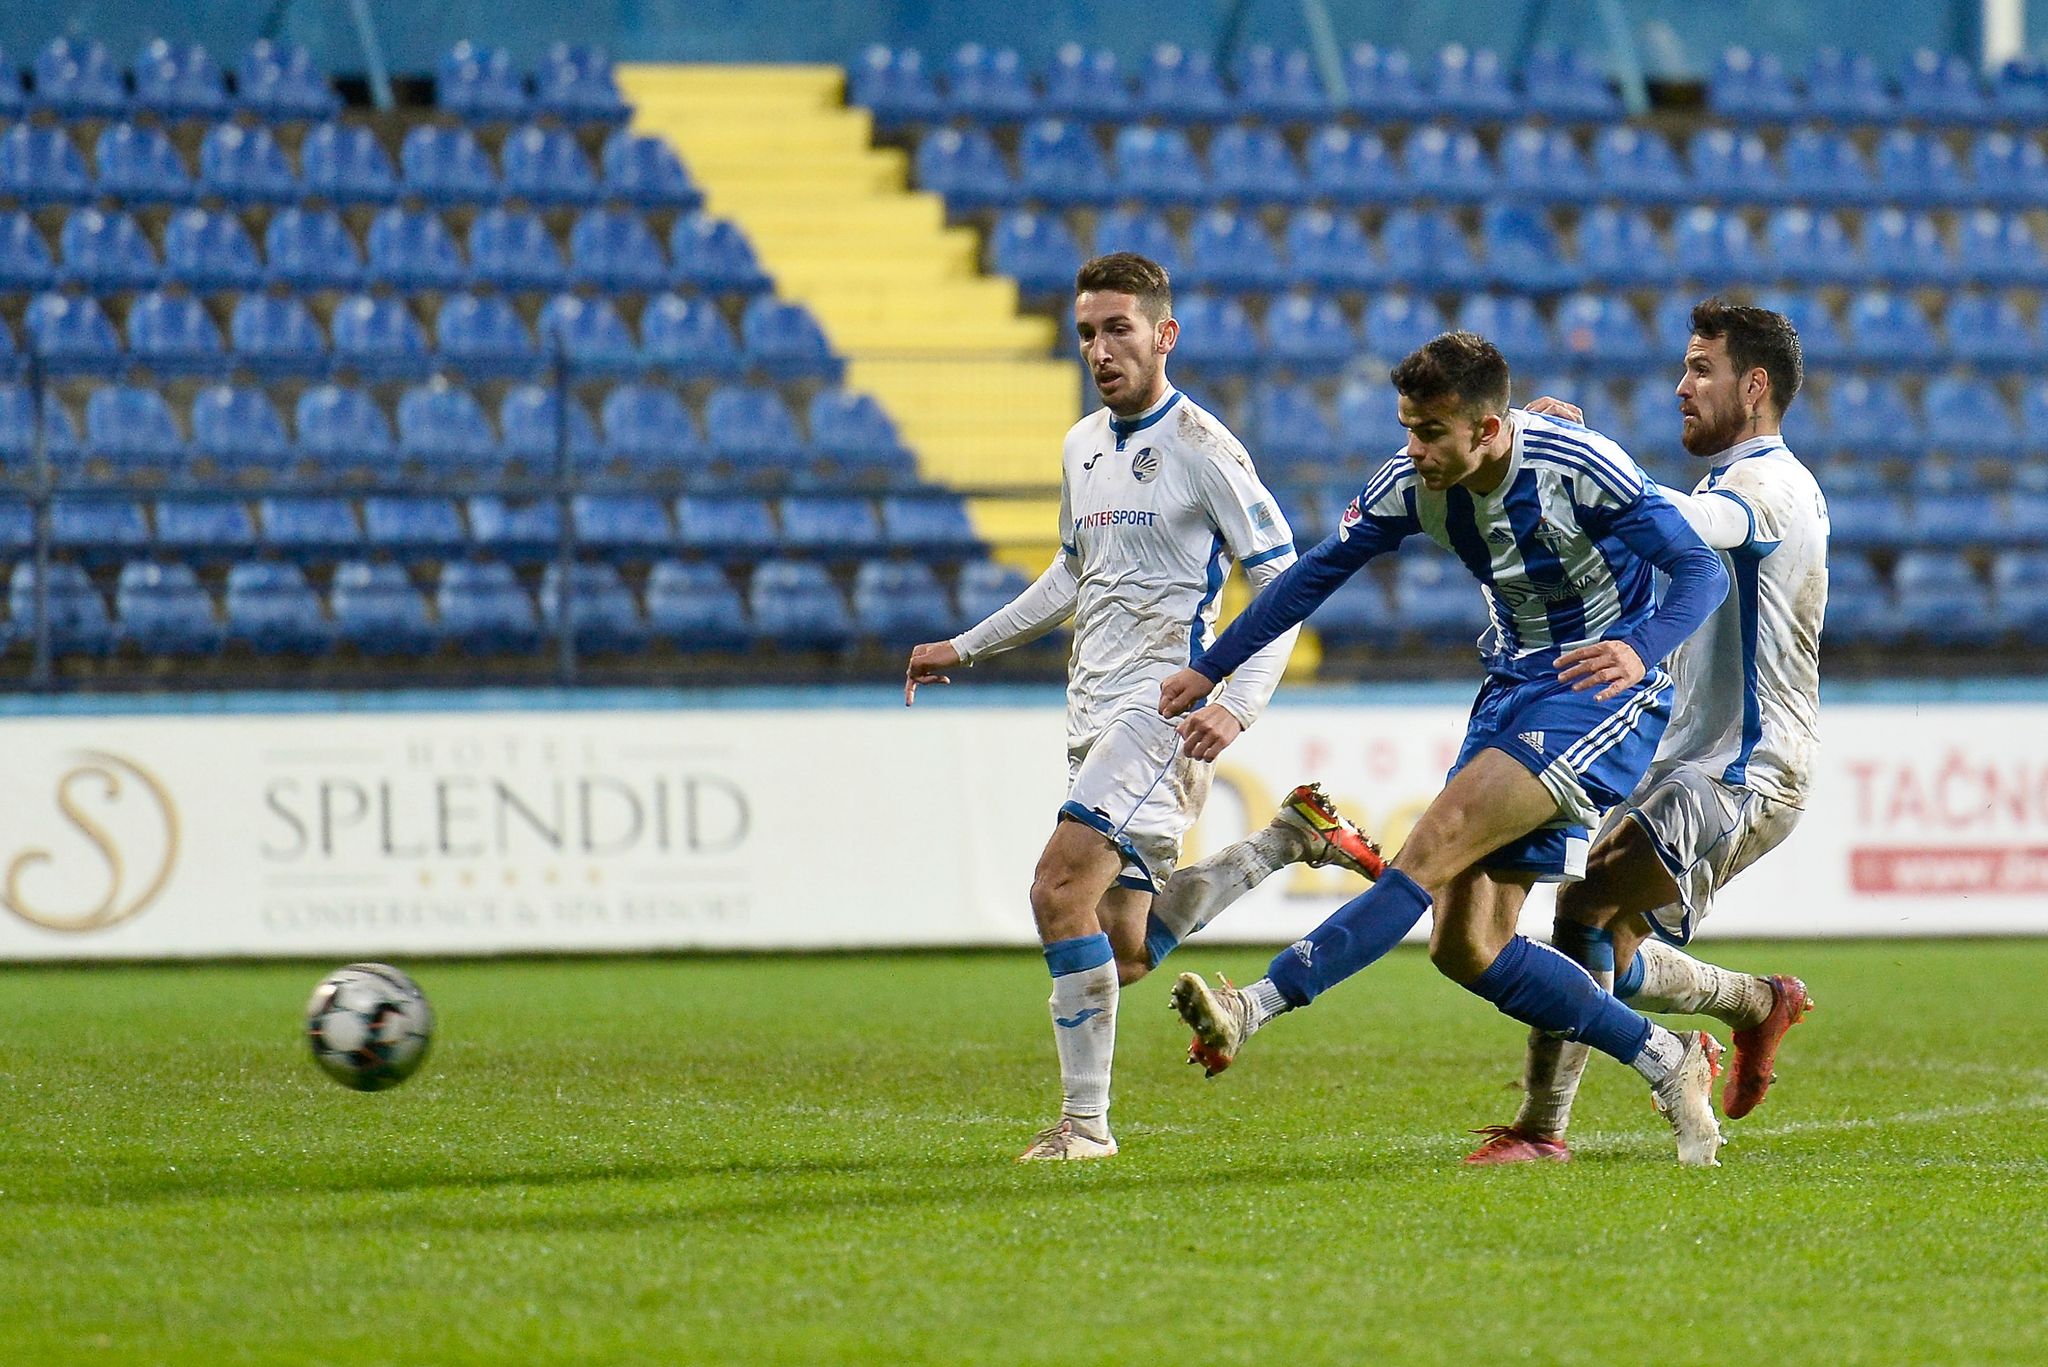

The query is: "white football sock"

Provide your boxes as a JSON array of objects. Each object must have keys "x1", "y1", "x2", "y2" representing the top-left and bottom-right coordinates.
[
  {"x1": 1242, "y1": 977, "x2": 1293, "y2": 1034},
  {"x1": 1049, "y1": 962, "x2": 1118, "y2": 1135},
  {"x1": 1513, "y1": 963, "x2": 1610, "y2": 1140},
  {"x1": 1149, "y1": 823, "x2": 1306, "y2": 942},
  {"x1": 1629, "y1": 1021, "x2": 1688, "y2": 1083},
  {"x1": 1631, "y1": 939, "x2": 1774, "y2": 1030}
]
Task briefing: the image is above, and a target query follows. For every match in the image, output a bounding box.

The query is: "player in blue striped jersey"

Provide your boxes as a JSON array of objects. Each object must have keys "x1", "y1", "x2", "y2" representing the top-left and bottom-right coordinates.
[{"x1": 1161, "y1": 332, "x2": 1736, "y2": 1165}]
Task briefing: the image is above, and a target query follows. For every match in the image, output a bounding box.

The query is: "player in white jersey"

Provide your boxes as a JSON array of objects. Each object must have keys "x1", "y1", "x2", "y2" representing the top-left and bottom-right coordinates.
[
  {"x1": 904, "y1": 254, "x2": 1383, "y2": 1162},
  {"x1": 1469, "y1": 299, "x2": 1828, "y2": 1165}
]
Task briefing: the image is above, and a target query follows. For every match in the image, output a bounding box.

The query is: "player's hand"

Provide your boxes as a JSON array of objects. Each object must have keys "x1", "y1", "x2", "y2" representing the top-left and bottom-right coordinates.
[
  {"x1": 1525, "y1": 395, "x2": 1585, "y2": 425},
  {"x1": 904, "y1": 640, "x2": 962, "y2": 706},
  {"x1": 1556, "y1": 639, "x2": 1646, "y2": 702},
  {"x1": 1176, "y1": 703, "x2": 1244, "y2": 763},
  {"x1": 1157, "y1": 667, "x2": 1213, "y2": 719}
]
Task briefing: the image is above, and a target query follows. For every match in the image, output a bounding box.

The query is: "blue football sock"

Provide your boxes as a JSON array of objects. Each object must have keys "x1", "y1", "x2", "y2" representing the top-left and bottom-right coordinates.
[
  {"x1": 1265, "y1": 868, "x2": 1433, "y2": 1008},
  {"x1": 1463, "y1": 935, "x2": 1651, "y2": 1064},
  {"x1": 1550, "y1": 919, "x2": 1615, "y2": 973},
  {"x1": 1142, "y1": 913, "x2": 1179, "y2": 970},
  {"x1": 1614, "y1": 947, "x2": 1646, "y2": 1001},
  {"x1": 1043, "y1": 932, "x2": 1113, "y2": 978}
]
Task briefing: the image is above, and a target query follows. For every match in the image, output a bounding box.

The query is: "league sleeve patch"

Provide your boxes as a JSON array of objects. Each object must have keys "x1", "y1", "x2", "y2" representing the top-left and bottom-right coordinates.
[
  {"x1": 1250, "y1": 500, "x2": 1277, "y2": 531},
  {"x1": 1338, "y1": 496, "x2": 1363, "y2": 539}
]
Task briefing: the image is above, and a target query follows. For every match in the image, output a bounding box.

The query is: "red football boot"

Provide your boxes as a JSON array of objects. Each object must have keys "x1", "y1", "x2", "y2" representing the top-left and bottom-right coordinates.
[
  {"x1": 1723, "y1": 974, "x2": 1814, "y2": 1119},
  {"x1": 1463, "y1": 1125, "x2": 1571, "y2": 1165}
]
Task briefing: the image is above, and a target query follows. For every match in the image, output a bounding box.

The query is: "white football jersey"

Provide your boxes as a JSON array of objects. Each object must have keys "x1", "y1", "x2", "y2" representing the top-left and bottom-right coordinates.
[
  {"x1": 1057, "y1": 389, "x2": 1296, "y2": 741},
  {"x1": 1656, "y1": 436, "x2": 1829, "y2": 807}
]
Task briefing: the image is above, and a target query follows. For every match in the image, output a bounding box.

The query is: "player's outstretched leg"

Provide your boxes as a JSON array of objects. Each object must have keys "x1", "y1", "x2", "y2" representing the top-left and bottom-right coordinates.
[
  {"x1": 1621, "y1": 939, "x2": 1813, "y2": 1118},
  {"x1": 1020, "y1": 932, "x2": 1120, "y2": 1162},
  {"x1": 1466, "y1": 920, "x2": 1615, "y2": 1165},
  {"x1": 1141, "y1": 783, "x2": 1381, "y2": 974}
]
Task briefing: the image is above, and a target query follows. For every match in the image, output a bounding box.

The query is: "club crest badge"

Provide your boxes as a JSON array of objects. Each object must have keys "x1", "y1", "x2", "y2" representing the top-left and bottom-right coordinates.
[{"x1": 1130, "y1": 447, "x2": 1160, "y2": 482}]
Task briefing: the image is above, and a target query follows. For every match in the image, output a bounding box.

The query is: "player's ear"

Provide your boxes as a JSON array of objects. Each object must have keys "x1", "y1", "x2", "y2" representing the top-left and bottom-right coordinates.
[{"x1": 1155, "y1": 315, "x2": 1178, "y2": 356}]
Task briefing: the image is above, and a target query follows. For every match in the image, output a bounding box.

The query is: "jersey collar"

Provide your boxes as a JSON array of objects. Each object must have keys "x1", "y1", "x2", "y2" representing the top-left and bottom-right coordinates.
[
  {"x1": 1108, "y1": 388, "x2": 1182, "y2": 450},
  {"x1": 1708, "y1": 432, "x2": 1789, "y2": 470}
]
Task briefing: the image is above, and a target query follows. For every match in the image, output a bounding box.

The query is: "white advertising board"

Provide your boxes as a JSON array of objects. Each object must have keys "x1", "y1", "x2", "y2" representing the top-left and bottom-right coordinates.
[{"x1": 0, "y1": 699, "x2": 2040, "y2": 959}]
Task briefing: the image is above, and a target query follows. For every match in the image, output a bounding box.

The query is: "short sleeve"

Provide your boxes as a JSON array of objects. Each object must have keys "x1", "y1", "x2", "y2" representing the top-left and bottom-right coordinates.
[
  {"x1": 1195, "y1": 445, "x2": 1296, "y2": 568},
  {"x1": 1711, "y1": 460, "x2": 1808, "y2": 549}
]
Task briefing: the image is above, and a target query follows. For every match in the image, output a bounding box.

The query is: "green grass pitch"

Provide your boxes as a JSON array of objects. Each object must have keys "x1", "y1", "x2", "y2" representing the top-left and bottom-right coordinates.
[{"x1": 6, "y1": 941, "x2": 2047, "y2": 1365}]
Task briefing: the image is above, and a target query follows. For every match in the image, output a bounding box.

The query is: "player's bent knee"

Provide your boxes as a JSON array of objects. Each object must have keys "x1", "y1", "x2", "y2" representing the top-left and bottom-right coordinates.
[{"x1": 1426, "y1": 921, "x2": 1492, "y2": 984}]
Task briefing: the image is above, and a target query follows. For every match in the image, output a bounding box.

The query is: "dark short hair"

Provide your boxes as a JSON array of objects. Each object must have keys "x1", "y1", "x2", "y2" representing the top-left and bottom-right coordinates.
[
  {"x1": 1389, "y1": 331, "x2": 1511, "y2": 417},
  {"x1": 1689, "y1": 297, "x2": 1803, "y2": 417},
  {"x1": 1075, "y1": 252, "x2": 1172, "y2": 321}
]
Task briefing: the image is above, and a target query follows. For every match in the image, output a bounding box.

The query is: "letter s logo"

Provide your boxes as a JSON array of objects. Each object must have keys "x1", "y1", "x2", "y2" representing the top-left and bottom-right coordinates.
[{"x1": 2, "y1": 752, "x2": 180, "y2": 932}]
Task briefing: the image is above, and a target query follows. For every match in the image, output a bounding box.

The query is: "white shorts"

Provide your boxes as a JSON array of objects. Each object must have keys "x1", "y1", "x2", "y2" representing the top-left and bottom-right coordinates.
[
  {"x1": 1604, "y1": 759, "x2": 1803, "y2": 945},
  {"x1": 1058, "y1": 706, "x2": 1212, "y2": 893}
]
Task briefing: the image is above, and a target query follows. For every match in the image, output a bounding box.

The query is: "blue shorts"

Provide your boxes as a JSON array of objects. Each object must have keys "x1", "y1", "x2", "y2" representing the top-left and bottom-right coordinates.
[{"x1": 1448, "y1": 664, "x2": 1674, "y2": 882}]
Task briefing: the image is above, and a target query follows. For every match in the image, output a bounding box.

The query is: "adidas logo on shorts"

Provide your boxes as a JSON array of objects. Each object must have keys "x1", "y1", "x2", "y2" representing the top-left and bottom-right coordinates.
[{"x1": 1518, "y1": 730, "x2": 1545, "y2": 754}]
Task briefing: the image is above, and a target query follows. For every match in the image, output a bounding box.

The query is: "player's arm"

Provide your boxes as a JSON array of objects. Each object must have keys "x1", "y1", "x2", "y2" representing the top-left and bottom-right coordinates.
[
  {"x1": 905, "y1": 550, "x2": 1078, "y2": 703},
  {"x1": 1182, "y1": 455, "x2": 1303, "y2": 747},
  {"x1": 1656, "y1": 486, "x2": 1759, "y2": 551},
  {"x1": 1560, "y1": 487, "x2": 1729, "y2": 699}
]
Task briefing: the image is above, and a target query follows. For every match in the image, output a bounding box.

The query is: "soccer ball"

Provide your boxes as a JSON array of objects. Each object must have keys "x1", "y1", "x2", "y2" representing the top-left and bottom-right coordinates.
[{"x1": 305, "y1": 963, "x2": 435, "y2": 1092}]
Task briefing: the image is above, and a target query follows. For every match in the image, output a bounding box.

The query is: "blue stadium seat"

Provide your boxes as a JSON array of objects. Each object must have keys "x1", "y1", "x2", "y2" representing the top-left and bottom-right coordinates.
[
  {"x1": 1336, "y1": 377, "x2": 1403, "y2": 460},
  {"x1": 1304, "y1": 125, "x2": 1401, "y2": 204},
  {"x1": 190, "y1": 384, "x2": 291, "y2": 474},
  {"x1": 400, "y1": 125, "x2": 499, "y2": 202},
  {"x1": 536, "y1": 294, "x2": 638, "y2": 370},
  {"x1": 1206, "y1": 124, "x2": 1304, "y2": 206},
  {"x1": 1993, "y1": 549, "x2": 2048, "y2": 640},
  {"x1": 0, "y1": 500, "x2": 37, "y2": 562},
  {"x1": 438, "y1": 41, "x2": 528, "y2": 120},
  {"x1": 676, "y1": 494, "x2": 778, "y2": 561},
  {"x1": 991, "y1": 210, "x2": 1086, "y2": 294},
  {"x1": 1523, "y1": 44, "x2": 1620, "y2": 119},
  {"x1": 501, "y1": 123, "x2": 600, "y2": 204},
  {"x1": 464, "y1": 498, "x2": 560, "y2": 563},
  {"x1": 1234, "y1": 44, "x2": 1327, "y2": 119},
  {"x1": 1554, "y1": 292, "x2": 1651, "y2": 374},
  {"x1": 914, "y1": 127, "x2": 1014, "y2": 208},
  {"x1": 1381, "y1": 208, "x2": 1483, "y2": 291},
  {"x1": 1263, "y1": 294, "x2": 1356, "y2": 374},
  {"x1": 670, "y1": 214, "x2": 771, "y2": 294},
  {"x1": 1763, "y1": 208, "x2": 1854, "y2": 285},
  {"x1": 1971, "y1": 133, "x2": 2048, "y2": 211},
  {"x1": 640, "y1": 292, "x2": 743, "y2": 377},
  {"x1": 1251, "y1": 382, "x2": 1341, "y2": 476},
  {"x1": 807, "y1": 390, "x2": 915, "y2": 487},
  {"x1": 0, "y1": 43, "x2": 17, "y2": 117},
  {"x1": 259, "y1": 495, "x2": 362, "y2": 559},
  {"x1": 10, "y1": 561, "x2": 113, "y2": 655},
  {"x1": 1686, "y1": 128, "x2": 1783, "y2": 204},
  {"x1": 646, "y1": 559, "x2": 751, "y2": 651},
  {"x1": 330, "y1": 294, "x2": 431, "y2": 376},
  {"x1": 297, "y1": 383, "x2": 396, "y2": 478},
  {"x1": 1285, "y1": 209, "x2": 1384, "y2": 290},
  {"x1": 1092, "y1": 207, "x2": 1184, "y2": 276},
  {"x1": 880, "y1": 495, "x2": 982, "y2": 560},
  {"x1": 1845, "y1": 289, "x2": 1940, "y2": 366},
  {"x1": 436, "y1": 561, "x2": 542, "y2": 652},
  {"x1": 1907, "y1": 493, "x2": 1991, "y2": 553},
  {"x1": 849, "y1": 45, "x2": 941, "y2": 126},
  {"x1": 466, "y1": 208, "x2": 566, "y2": 290},
  {"x1": 1345, "y1": 42, "x2": 1427, "y2": 118},
  {"x1": 116, "y1": 562, "x2": 223, "y2": 655},
  {"x1": 1185, "y1": 208, "x2": 1285, "y2": 292},
  {"x1": 1306, "y1": 572, "x2": 1392, "y2": 648},
  {"x1": 541, "y1": 561, "x2": 648, "y2": 651},
  {"x1": 366, "y1": 206, "x2": 468, "y2": 289},
  {"x1": 600, "y1": 383, "x2": 710, "y2": 477},
  {"x1": 1804, "y1": 48, "x2": 1894, "y2": 123},
  {"x1": 1943, "y1": 294, "x2": 2035, "y2": 371},
  {"x1": 94, "y1": 122, "x2": 193, "y2": 202},
  {"x1": 362, "y1": 496, "x2": 467, "y2": 561},
  {"x1": 24, "y1": 292, "x2": 122, "y2": 372},
  {"x1": 0, "y1": 314, "x2": 15, "y2": 378},
  {"x1": 1994, "y1": 55, "x2": 2048, "y2": 120},
  {"x1": 1498, "y1": 125, "x2": 1593, "y2": 203},
  {"x1": 126, "y1": 290, "x2": 225, "y2": 375},
  {"x1": 1874, "y1": 129, "x2": 1970, "y2": 209},
  {"x1": 1396, "y1": 548, "x2": 1490, "y2": 645},
  {"x1": 1362, "y1": 292, "x2": 1447, "y2": 362},
  {"x1": 297, "y1": 121, "x2": 399, "y2": 202},
  {"x1": 161, "y1": 207, "x2": 264, "y2": 289},
  {"x1": 330, "y1": 561, "x2": 434, "y2": 654},
  {"x1": 1958, "y1": 210, "x2": 2048, "y2": 288},
  {"x1": 748, "y1": 559, "x2": 852, "y2": 650},
  {"x1": 1401, "y1": 124, "x2": 1495, "y2": 202},
  {"x1": 1670, "y1": 206, "x2": 1763, "y2": 286},
  {"x1": 1169, "y1": 293, "x2": 1261, "y2": 374},
  {"x1": 1621, "y1": 375, "x2": 1685, "y2": 466},
  {"x1": 499, "y1": 384, "x2": 600, "y2": 472},
  {"x1": 394, "y1": 380, "x2": 496, "y2": 472},
  {"x1": 780, "y1": 495, "x2": 885, "y2": 560},
  {"x1": 2021, "y1": 383, "x2": 2048, "y2": 457},
  {"x1": 600, "y1": 130, "x2": 701, "y2": 208},
  {"x1": 740, "y1": 297, "x2": 843, "y2": 381},
  {"x1": 431, "y1": 292, "x2": 536, "y2": 373},
  {"x1": 198, "y1": 122, "x2": 298, "y2": 203},
  {"x1": 954, "y1": 560, "x2": 1031, "y2": 630},
  {"x1": 1140, "y1": 43, "x2": 1231, "y2": 122},
  {"x1": 1457, "y1": 293, "x2": 1554, "y2": 371},
  {"x1": 1923, "y1": 376, "x2": 2020, "y2": 455},
  {"x1": 235, "y1": 39, "x2": 338, "y2": 119},
  {"x1": 32, "y1": 37, "x2": 128, "y2": 117},
  {"x1": 0, "y1": 123, "x2": 92, "y2": 203},
  {"x1": 154, "y1": 497, "x2": 256, "y2": 562},
  {"x1": 1112, "y1": 124, "x2": 1207, "y2": 205},
  {"x1": 1482, "y1": 202, "x2": 1575, "y2": 292},
  {"x1": 1758, "y1": 289, "x2": 1847, "y2": 366},
  {"x1": 1432, "y1": 43, "x2": 1519, "y2": 120},
  {"x1": 0, "y1": 211, "x2": 57, "y2": 290},
  {"x1": 1821, "y1": 552, "x2": 1894, "y2": 645},
  {"x1": 1780, "y1": 128, "x2": 1871, "y2": 206},
  {"x1": 50, "y1": 497, "x2": 150, "y2": 564},
  {"x1": 1895, "y1": 551, "x2": 1997, "y2": 644},
  {"x1": 59, "y1": 208, "x2": 158, "y2": 289},
  {"x1": 1576, "y1": 207, "x2": 1674, "y2": 287},
  {"x1": 224, "y1": 561, "x2": 331, "y2": 653},
  {"x1": 84, "y1": 385, "x2": 184, "y2": 477},
  {"x1": 1709, "y1": 47, "x2": 1801, "y2": 121},
  {"x1": 942, "y1": 43, "x2": 1036, "y2": 122},
  {"x1": 853, "y1": 560, "x2": 954, "y2": 643},
  {"x1": 228, "y1": 293, "x2": 326, "y2": 375},
  {"x1": 1828, "y1": 375, "x2": 1922, "y2": 456},
  {"x1": 1016, "y1": 119, "x2": 1110, "y2": 207},
  {"x1": 1898, "y1": 48, "x2": 1987, "y2": 124},
  {"x1": 1041, "y1": 43, "x2": 1130, "y2": 120},
  {"x1": 705, "y1": 384, "x2": 804, "y2": 481},
  {"x1": 132, "y1": 38, "x2": 228, "y2": 119},
  {"x1": 533, "y1": 45, "x2": 627, "y2": 124},
  {"x1": 572, "y1": 493, "x2": 673, "y2": 558},
  {"x1": 1592, "y1": 126, "x2": 1689, "y2": 204}
]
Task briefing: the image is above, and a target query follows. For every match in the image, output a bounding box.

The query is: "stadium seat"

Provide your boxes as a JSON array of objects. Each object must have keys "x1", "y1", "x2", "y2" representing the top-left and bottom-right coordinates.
[
  {"x1": 599, "y1": 383, "x2": 709, "y2": 479},
  {"x1": 2021, "y1": 383, "x2": 2048, "y2": 457},
  {"x1": 85, "y1": 385, "x2": 185, "y2": 477},
  {"x1": 639, "y1": 292, "x2": 742, "y2": 377},
  {"x1": 362, "y1": 497, "x2": 468, "y2": 561},
  {"x1": 161, "y1": 207, "x2": 264, "y2": 289},
  {"x1": 436, "y1": 561, "x2": 542, "y2": 653},
  {"x1": 1861, "y1": 208, "x2": 1958, "y2": 287},
  {"x1": 224, "y1": 561, "x2": 332, "y2": 653},
  {"x1": 1234, "y1": 44, "x2": 1328, "y2": 120},
  {"x1": 154, "y1": 497, "x2": 256, "y2": 562},
  {"x1": 536, "y1": 294, "x2": 638, "y2": 370},
  {"x1": 1498, "y1": 125, "x2": 1594, "y2": 204},
  {"x1": 533, "y1": 45, "x2": 629, "y2": 123},
  {"x1": 572, "y1": 493, "x2": 674, "y2": 558},
  {"x1": 0, "y1": 211, "x2": 57, "y2": 290},
  {"x1": 24, "y1": 292, "x2": 122, "y2": 373},
  {"x1": 1206, "y1": 124, "x2": 1304, "y2": 206},
  {"x1": 1140, "y1": 44, "x2": 1231, "y2": 122},
  {"x1": 228, "y1": 293, "x2": 328, "y2": 375},
  {"x1": 1898, "y1": 48, "x2": 1987, "y2": 124},
  {"x1": 1970, "y1": 133, "x2": 2048, "y2": 211},
  {"x1": 1993, "y1": 548, "x2": 2048, "y2": 639},
  {"x1": 1092, "y1": 208, "x2": 1184, "y2": 276},
  {"x1": 438, "y1": 41, "x2": 528, "y2": 120},
  {"x1": 748, "y1": 559, "x2": 853, "y2": 650},
  {"x1": 1576, "y1": 207, "x2": 1675, "y2": 287},
  {"x1": 464, "y1": 497, "x2": 561, "y2": 563},
  {"x1": 1781, "y1": 128, "x2": 1871, "y2": 206},
  {"x1": 1671, "y1": 206, "x2": 1764, "y2": 286},
  {"x1": 853, "y1": 560, "x2": 954, "y2": 644},
  {"x1": 190, "y1": 384, "x2": 292, "y2": 475},
  {"x1": 434, "y1": 292, "x2": 538, "y2": 373},
  {"x1": 807, "y1": 390, "x2": 916, "y2": 486},
  {"x1": 0, "y1": 384, "x2": 78, "y2": 467},
  {"x1": 1361, "y1": 293, "x2": 1446, "y2": 362},
  {"x1": 1017, "y1": 119, "x2": 1111, "y2": 207},
  {"x1": 1263, "y1": 294, "x2": 1356, "y2": 373},
  {"x1": 198, "y1": 122, "x2": 297, "y2": 203},
  {"x1": 1758, "y1": 289, "x2": 1847, "y2": 366},
  {"x1": 1958, "y1": 210, "x2": 2048, "y2": 288},
  {"x1": 1380, "y1": 208, "x2": 1482, "y2": 291},
  {"x1": 1943, "y1": 295, "x2": 2035, "y2": 371},
  {"x1": 1827, "y1": 375, "x2": 1921, "y2": 457},
  {"x1": 1397, "y1": 549, "x2": 1490, "y2": 645},
  {"x1": 881, "y1": 495, "x2": 983, "y2": 560},
  {"x1": 1345, "y1": 42, "x2": 1428, "y2": 118},
  {"x1": 1307, "y1": 571, "x2": 1393, "y2": 648},
  {"x1": 466, "y1": 208, "x2": 567, "y2": 290},
  {"x1": 669, "y1": 214, "x2": 771, "y2": 294},
  {"x1": 1523, "y1": 44, "x2": 1621, "y2": 119},
  {"x1": 675, "y1": 494, "x2": 779, "y2": 561},
  {"x1": 0, "y1": 314, "x2": 16, "y2": 378},
  {"x1": 1821, "y1": 552, "x2": 1894, "y2": 645},
  {"x1": 0, "y1": 123, "x2": 92, "y2": 203},
  {"x1": 1250, "y1": 383, "x2": 1341, "y2": 477},
  {"x1": 1112, "y1": 124, "x2": 1207, "y2": 205},
  {"x1": 1592, "y1": 126, "x2": 1689, "y2": 205},
  {"x1": 1554, "y1": 292, "x2": 1651, "y2": 374},
  {"x1": 1457, "y1": 294, "x2": 1554, "y2": 372},
  {"x1": 1304, "y1": 125, "x2": 1401, "y2": 204},
  {"x1": 297, "y1": 121, "x2": 400, "y2": 202},
  {"x1": 540, "y1": 561, "x2": 648, "y2": 651},
  {"x1": 1168, "y1": 293, "x2": 1261, "y2": 374},
  {"x1": 94, "y1": 122, "x2": 193, "y2": 202},
  {"x1": 115, "y1": 561, "x2": 223, "y2": 655},
  {"x1": 50, "y1": 497, "x2": 150, "y2": 564},
  {"x1": 1402, "y1": 124, "x2": 1495, "y2": 202},
  {"x1": 0, "y1": 44, "x2": 17, "y2": 118},
  {"x1": 1846, "y1": 290, "x2": 1940, "y2": 366},
  {"x1": 992, "y1": 210, "x2": 1086, "y2": 295},
  {"x1": 1895, "y1": 551, "x2": 1998, "y2": 644},
  {"x1": 1481, "y1": 202, "x2": 1575, "y2": 293},
  {"x1": 1804, "y1": 48, "x2": 1894, "y2": 122},
  {"x1": 779, "y1": 495, "x2": 886, "y2": 559},
  {"x1": 1185, "y1": 209, "x2": 1286, "y2": 292},
  {"x1": 499, "y1": 385, "x2": 601, "y2": 472},
  {"x1": 954, "y1": 561, "x2": 1036, "y2": 632},
  {"x1": 9, "y1": 560, "x2": 113, "y2": 654},
  {"x1": 1432, "y1": 43, "x2": 1518, "y2": 120},
  {"x1": 31, "y1": 37, "x2": 128, "y2": 117},
  {"x1": 501, "y1": 124, "x2": 600, "y2": 205},
  {"x1": 1336, "y1": 377, "x2": 1403, "y2": 460},
  {"x1": 394, "y1": 380, "x2": 497, "y2": 472},
  {"x1": 740, "y1": 298, "x2": 843, "y2": 381},
  {"x1": 1923, "y1": 376, "x2": 2020, "y2": 455},
  {"x1": 1763, "y1": 208, "x2": 1855, "y2": 285},
  {"x1": 1042, "y1": 43, "x2": 1131, "y2": 120},
  {"x1": 914, "y1": 127, "x2": 1015, "y2": 208},
  {"x1": 400, "y1": 125, "x2": 500, "y2": 202},
  {"x1": 645, "y1": 559, "x2": 751, "y2": 651},
  {"x1": 236, "y1": 39, "x2": 339, "y2": 119},
  {"x1": 126, "y1": 290, "x2": 226, "y2": 374},
  {"x1": 1709, "y1": 46, "x2": 1801, "y2": 121},
  {"x1": 706, "y1": 385, "x2": 806, "y2": 482},
  {"x1": 59, "y1": 208, "x2": 159, "y2": 289},
  {"x1": 1285, "y1": 208, "x2": 1384, "y2": 291},
  {"x1": 1687, "y1": 129, "x2": 1783, "y2": 204},
  {"x1": 1994, "y1": 55, "x2": 2048, "y2": 119},
  {"x1": 365, "y1": 207, "x2": 468, "y2": 289},
  {"x1": 1875, "y1": 129, "x2": 1970, "y2": 209},
  {"x1": 849, "y1": 45, "x2": 940, "y2": 126},
  {"x1": 330, "y1": 561, "x2": 435, "y2": 654},
  {"x1": 296, "y1": 383, "x2": 397, "y2": 477},
  {"x1": 330, "y1": 293, "x2": 432, "y2": 376},
  {"x1": 131, "y1": 38, "x2": 227, "y2": 118}
]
